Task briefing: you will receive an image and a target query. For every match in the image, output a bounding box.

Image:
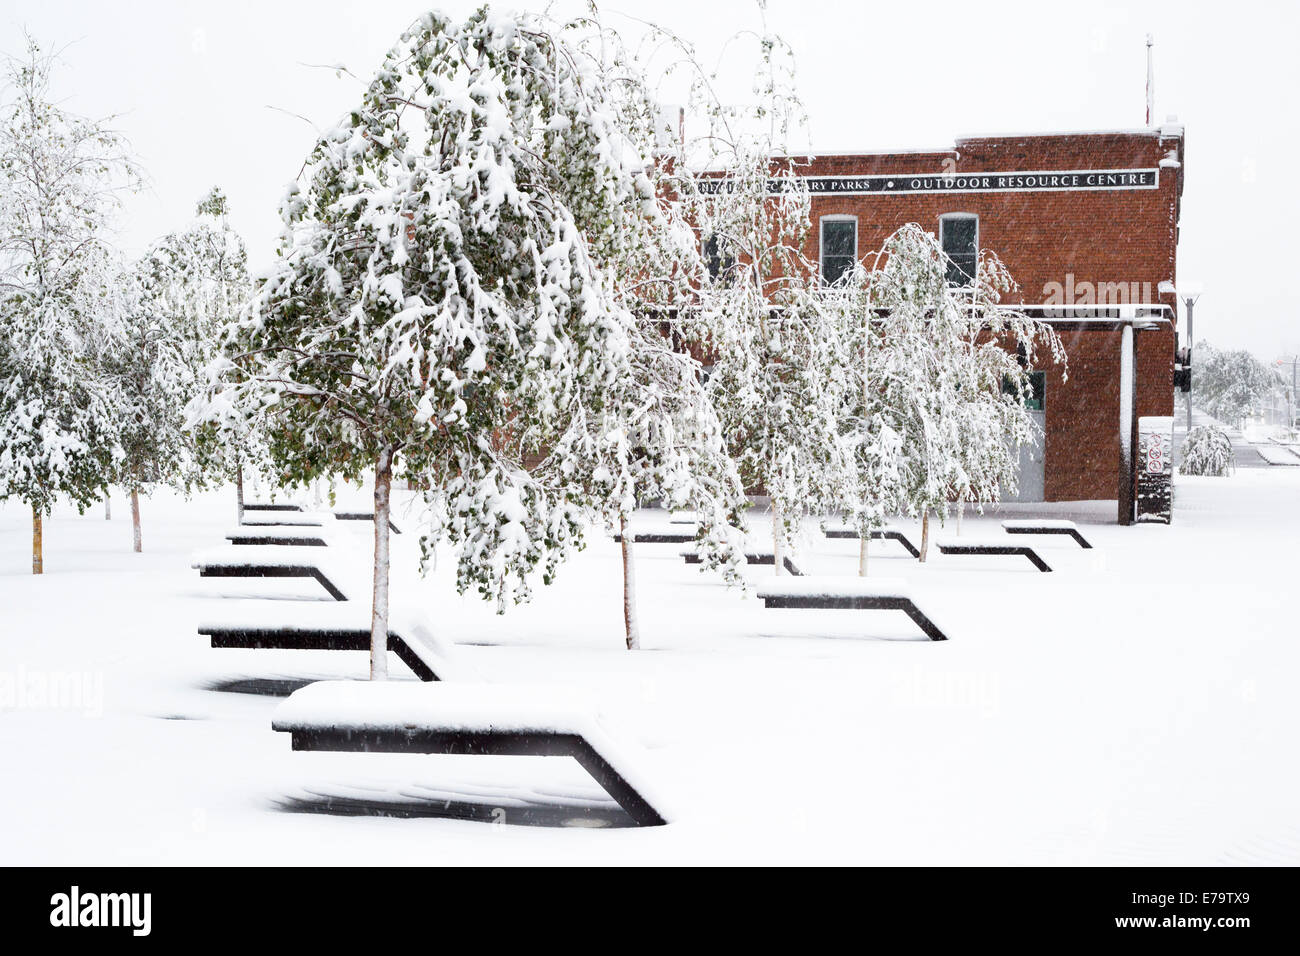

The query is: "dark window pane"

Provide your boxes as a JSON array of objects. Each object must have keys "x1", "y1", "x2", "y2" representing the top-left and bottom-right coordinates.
[
  {"x1": 704, "y1": 235, "x2": 734, "y2": 281},
  {"x1": 1002, "y1": 370, "x2": 1046, "y2": 410},
  {"x1": 822, "y1": 220, "x2": 855, "y2": 257},
  {"x1": 821, "y1": 220, "x2": 855, "y2": 285},
  {"x1": 942, "y1": 216, "x2": 977, "y2": 286}
]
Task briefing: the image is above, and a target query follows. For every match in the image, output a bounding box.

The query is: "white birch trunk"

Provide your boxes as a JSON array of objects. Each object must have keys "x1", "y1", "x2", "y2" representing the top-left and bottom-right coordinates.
[
  {"x1": 772, "y1": 498, "x2": 784, "y2": 576},
  {"x1": 104, "y1": 492, "x2": 111, "y2": 520},
  {"x1": 130, "y1": 488, "x2": 142, "y2": 553},
  {"x1": 32, "y1": 505, "x2": 42, "y2": 575},
  {"x1": 620, "y1": 513, "x2": 640, "y2": 650},
  {"x1": 858, "y1": 532, "x2": 869, "y2": 576},
  {"x1": 235, "y1": 458, "x2": 245, "y2": 525},
  {"x1": 955, "y1": 501, "x2": 963, "y2": 536},
  {"x1": 919, "y1": 511, "x2": 930, "y2": 562},
  {"x1": 370, "y1": 449, "x2": 392, "y2": 680}
]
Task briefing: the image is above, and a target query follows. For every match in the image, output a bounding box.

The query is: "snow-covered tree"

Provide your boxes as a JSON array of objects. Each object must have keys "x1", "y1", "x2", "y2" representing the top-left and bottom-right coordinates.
[
  {"x1": 527, "y1": 24, "x2": 751, "y2": 650},
  {"x1": 147, "y1": 188, "x2": 263, "y2": 524},
  {"x1": 1191, "y1": 342, "x2": 1281, "y2": 429},
  {"x1": 1180, "y1": 425, "x2": 1233, "y2": 476},
  {"x1": 199, "y1": 9, "x2": 673, "y2": 676},
  {"x1": 822, "y1": 264, "x2": 906, "y2": 575},
  {"x1": 0, "y1": 38, "x2": 141, "y2": 573},
  {"x1": 675, "y1": 29, "x2": 852, "y2": 577},
  {"x1": 865, "y1": 225, "x2": 1065, "y2": 560}
]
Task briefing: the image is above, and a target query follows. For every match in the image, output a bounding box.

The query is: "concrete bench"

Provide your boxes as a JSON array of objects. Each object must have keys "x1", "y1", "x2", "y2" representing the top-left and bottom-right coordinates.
[
  {"x1": 682, "y1": 550, "x2": 803, "y2": 576},
  {"x1": 192, "y1": 546, "x2": 355, "y2": 601},
  {"x1": 935, "y1": 538, "x2": 1052, "y2": 572},
  {"x1": 1000, "y1": 519, "x2": 1092, "y2": 549},
  {"x1": 823, "y1": 526, "x2": 921, "y2": 558},
  {"x1": 754, "y1": 577, "x2": 950, "y2": 641},
  {"x1": 272, "y1": 681, "x2": 671, "y2": 827},
  {"x1": 199, "y1": 609, "x2": 467, "y2": 683}
]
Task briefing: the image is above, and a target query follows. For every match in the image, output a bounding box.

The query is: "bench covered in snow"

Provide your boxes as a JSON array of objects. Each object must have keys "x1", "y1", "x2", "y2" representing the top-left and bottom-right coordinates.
[
  {"x1": 271, "y1": 681, "x2": 671, "y2": 827},
  {"x1": 226, "y1": 526, "x2": 331, "y2": 547},
  {"x1": 1000, "y1": 519, "x2": 1092, "y2": 549},
  {"x1": 755, "y1": 577, "x2": 950, "y2": 642},
  {"x1": 681, "y1": 549, "x2": 803, "y2": 576},
  {"x1": 192, "y1": 546, "x2": 356, "y2": 601},
  {"x1": 935, "y1": 538, "x2": 1052, "y2": 572},
  {"x1": 238, "y1": 510, "x2": 402, "y2": 533},
  {"x1": 823, "y1": 526, "x2": 921, "y2": 558},
  {"x1": 240, "y1": 511, "x2": 327, "y2": 528},
  {"x1": 613, "y1": 526, "x2": 697, "y2": 544},
  {"x1": 334, "y1": 511, "x2": 403, "y2": 534},
  {"x1": 199, "y1": 606, "x2": 468, "y2": 683}
]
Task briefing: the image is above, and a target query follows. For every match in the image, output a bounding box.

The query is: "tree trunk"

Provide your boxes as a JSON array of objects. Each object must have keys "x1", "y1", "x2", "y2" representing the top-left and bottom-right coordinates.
[
  {"x1": 772, "y1": 498, "x2": 785, "y2": 576},
  {"x1": 130, "y1": 488, "x2": 142, "y2": 553},
  {"x1": 235, "y1": 458, "x2": 245, "y2": 525},
  {"x1": 919, "y1": 511, "x2": 930, "y2": 562},
  {"x1": 620, "y1": 513, "x2": 640, "y2": 650},
  {"x1": 858, "y1": 532, "x2": 869, "y2": 576},
  {"x1": 104, "y1": 492, "x2": 111, "y2": 520},
  {"x1": 955, "y1": 500, "x2": 963, "y2": 536},
  {"x1": 32, "y1": 506, "x2": 43, "y2": 575},
  {"x1": 370, "y1": 449, "x2": 393, "y2": 680}
]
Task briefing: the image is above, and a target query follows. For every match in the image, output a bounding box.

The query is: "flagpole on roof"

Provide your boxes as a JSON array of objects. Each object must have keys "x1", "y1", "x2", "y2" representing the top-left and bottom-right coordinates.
[{"x1": 1145, "y1": 34, "x2": 1155, "y2": 127}]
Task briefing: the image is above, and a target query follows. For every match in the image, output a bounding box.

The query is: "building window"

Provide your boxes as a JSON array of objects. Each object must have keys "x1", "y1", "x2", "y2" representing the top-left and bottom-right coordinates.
[
  {"x1": 940, "y1": 213, "x2": 978, "y2": 286},
  {"x1": 704, "y1": 234, "x2": 734, "y2": 282},
  {"x1": 820, "y1": 216, "x2": 857, "y2": 285},
  {"x1": 1002, "y1": 371, "x2": 1046, "y2": 410}
]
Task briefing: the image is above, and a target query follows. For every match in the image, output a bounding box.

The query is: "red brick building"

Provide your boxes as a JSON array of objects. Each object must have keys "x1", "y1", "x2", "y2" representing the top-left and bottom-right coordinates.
[{"x1": 792, "y1": 125, "x2": 1186, "y2": 515}]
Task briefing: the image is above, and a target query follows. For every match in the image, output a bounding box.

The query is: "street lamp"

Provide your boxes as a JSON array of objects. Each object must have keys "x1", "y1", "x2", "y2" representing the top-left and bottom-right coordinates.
[{"x1": 1160, "y1": 280, "x2": 1203, "y2": 432}]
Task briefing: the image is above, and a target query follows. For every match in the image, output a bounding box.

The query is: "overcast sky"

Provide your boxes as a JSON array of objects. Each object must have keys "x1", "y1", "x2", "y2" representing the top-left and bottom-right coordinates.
[{"x1": 3, "y1": 0, "x2": 1297, "y2": 360}]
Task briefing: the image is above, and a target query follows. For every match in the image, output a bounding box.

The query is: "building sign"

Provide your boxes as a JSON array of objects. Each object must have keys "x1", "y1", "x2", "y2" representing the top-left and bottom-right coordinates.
[
  {"x1": 695, "y1": 168, "x2": 1160, "y2": 197},
  {"x1": 1136, "y1": 416, "x2": 1174, "y2": 524}
]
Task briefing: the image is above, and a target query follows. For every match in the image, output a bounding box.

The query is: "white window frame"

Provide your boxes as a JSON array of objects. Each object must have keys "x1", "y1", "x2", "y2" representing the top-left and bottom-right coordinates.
[
  {"x1": 939, "y1": 212, "x2": 979, "y2": 287},
  {"x1": 819, "y1": 214, "x2": 858, "y2": 286}
]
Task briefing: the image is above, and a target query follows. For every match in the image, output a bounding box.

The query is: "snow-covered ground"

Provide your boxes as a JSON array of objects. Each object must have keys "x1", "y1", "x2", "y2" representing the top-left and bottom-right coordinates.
[{"x1": 2, "y1": 471, "x2": 1298, "y2": 865}]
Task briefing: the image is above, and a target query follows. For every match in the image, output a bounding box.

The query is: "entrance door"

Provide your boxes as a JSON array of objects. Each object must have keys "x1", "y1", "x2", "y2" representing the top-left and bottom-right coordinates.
[
  {"x1": 1007, "y1": 409, "x2": 1046, "y2": 502},
  {"x1": 1001, "y1": 371, "x2": 1046, "y2": 503}
]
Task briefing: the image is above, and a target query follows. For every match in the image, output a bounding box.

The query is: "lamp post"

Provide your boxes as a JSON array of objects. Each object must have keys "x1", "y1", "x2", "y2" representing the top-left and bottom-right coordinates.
[
  {"x1": 1181, "y1": 292, "x2": 1200, "y2": 431},
  {"x1": 1280, "y1": 355, "x2": 1299, "y2": 432}
]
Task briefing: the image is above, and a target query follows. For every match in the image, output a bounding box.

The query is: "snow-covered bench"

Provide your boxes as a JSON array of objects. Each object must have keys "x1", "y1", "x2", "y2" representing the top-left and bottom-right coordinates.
[
  {"x1": 935, "y1": 538, "x2": 1052, "y2": 572},
  {"x1": 755, "y1": 576, "x2": 950, "y2": 642},
  {"x1": 334, "y1": 511, "x2": 403, "y2": 534},
  {"x1": 271, "y1": 681, "x2": 671, "y2": 827},
  {"x1": 240, "y1": 511, "x2": 327, "y2": 528},
  {"x1": 192, "y1": 545, "x2": 356, "y2": 601},
  {"x1": 238, "y1": 510, "x2": 402, "y2": 534},
  {"x1": 199, "y1": 606, "x2": 469, "y2": 683},
  {"x1": 243, "y1": 503, "x2": 305, "y2": 513},
  {"x1": 613, "y1": 526, "x2": 697, "y2": 544},
  {"x1": 823, "y1": 525, "x2": 921, "y2": 558},
  {"x1": 1000, "y1": 519, "x2": 1092, "y2": 549},
  {"x1": 226, "y1": 526, "x2": 331, "y2": 547},
  {"x1": 681, "y1": 549, "x2": 803, "y2": 576}
]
